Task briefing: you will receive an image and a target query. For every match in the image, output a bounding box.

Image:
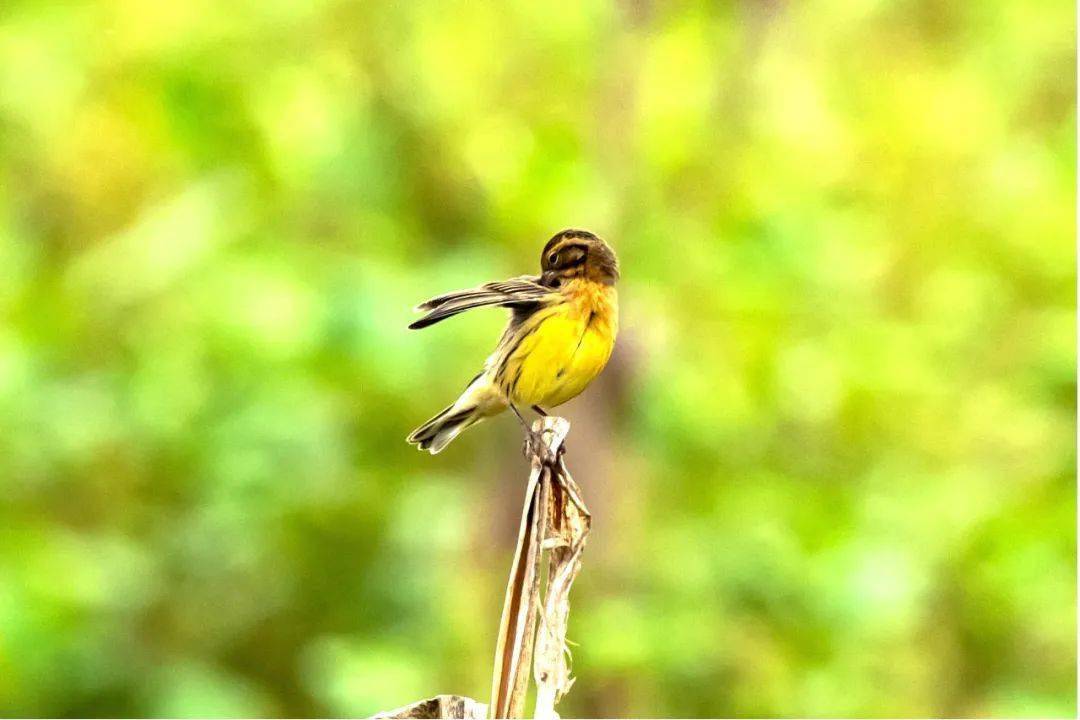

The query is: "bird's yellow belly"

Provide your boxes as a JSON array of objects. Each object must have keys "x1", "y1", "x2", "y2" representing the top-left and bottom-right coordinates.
[{"x1": 505, "y1": 293, "x2": 617, "y2": 408}]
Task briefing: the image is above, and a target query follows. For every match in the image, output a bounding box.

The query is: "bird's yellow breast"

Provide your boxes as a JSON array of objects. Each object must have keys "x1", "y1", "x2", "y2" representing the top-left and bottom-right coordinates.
[{"x1": 503, "y1": 281, "x2": 618, "y2": 408}]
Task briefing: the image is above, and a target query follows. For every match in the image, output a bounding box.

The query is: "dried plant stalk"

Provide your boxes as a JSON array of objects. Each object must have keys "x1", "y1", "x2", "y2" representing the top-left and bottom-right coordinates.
[
  {"x1": 489, "y1": 417, "x2": 571, "y2": 718},
  {"x1": 489, "y1": 464, "x2": 548, "y2": 718},
  {"x1": 373, "y1": 417, "x2": 588, "y2": 720},
  {"x1": 489, "y1": 417, "x2": 589, "y2": 720},
  {"x1": 533, "y1": 457, "x2": 590, "y2": 720},
  {"x1": 373, "y1": 695, "x2": 488, "y2": 719}
]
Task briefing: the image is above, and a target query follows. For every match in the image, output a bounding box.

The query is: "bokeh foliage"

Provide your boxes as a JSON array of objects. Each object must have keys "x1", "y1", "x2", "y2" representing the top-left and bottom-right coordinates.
[{"x1": 0, "y1": 0, "x2": 1075, "y2": 717}]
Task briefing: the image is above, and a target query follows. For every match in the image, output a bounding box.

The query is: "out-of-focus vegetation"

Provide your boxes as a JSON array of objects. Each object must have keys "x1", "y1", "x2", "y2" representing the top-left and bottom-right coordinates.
[{"x1": 0, "y1": 0, "x2": 1074, "y2": 717}]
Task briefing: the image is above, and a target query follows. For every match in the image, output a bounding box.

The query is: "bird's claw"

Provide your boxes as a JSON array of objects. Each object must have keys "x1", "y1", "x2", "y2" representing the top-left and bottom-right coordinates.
[
  {"x1": 522, "y1": 428, "x2": 543, "y2": 459},
  {"x1": 522, "y1": 427, "x2": 568, "y2": 462}
]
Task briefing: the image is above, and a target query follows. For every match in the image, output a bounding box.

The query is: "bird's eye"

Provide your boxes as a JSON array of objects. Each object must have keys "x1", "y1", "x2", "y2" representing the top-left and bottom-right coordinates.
[{"x1": 548, "y1": 252, "x2": 560, "y2": 267}]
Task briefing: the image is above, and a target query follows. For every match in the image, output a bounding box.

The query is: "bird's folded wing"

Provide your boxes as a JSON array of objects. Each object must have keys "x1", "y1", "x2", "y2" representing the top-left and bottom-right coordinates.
[{"x1": 409, "y1": 276, "x2": 555, "y2": 329}]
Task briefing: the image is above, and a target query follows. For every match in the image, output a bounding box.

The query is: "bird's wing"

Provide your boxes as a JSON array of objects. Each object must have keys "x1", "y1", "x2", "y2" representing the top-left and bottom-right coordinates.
[{"x1": 409, "y1": 275, "x2": 555, "y2": 330}]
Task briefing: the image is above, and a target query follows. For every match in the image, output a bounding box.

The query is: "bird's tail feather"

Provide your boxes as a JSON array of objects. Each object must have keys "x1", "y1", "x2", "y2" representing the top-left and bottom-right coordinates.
[
  {"x1": 408, "y1": 374, "x2": 506, "y2": 454},
  {"x1": 407, "y1": 403, "x2": 482, "y2": 454}
]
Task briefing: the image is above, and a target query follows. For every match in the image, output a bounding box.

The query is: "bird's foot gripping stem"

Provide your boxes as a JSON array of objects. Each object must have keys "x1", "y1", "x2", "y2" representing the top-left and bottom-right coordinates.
[
  {"x1": 510, "y1": 405, "x2": 568, "y2": 462},
  {"x1": 523, "y1": 417, "x2": 570, "y2": 464},
  {"x1": 522, "y1": 427, "x2": 551, "y2": 460},
  {"x1": 521, "y1": 428, "x2": 539, "y2": 459}
]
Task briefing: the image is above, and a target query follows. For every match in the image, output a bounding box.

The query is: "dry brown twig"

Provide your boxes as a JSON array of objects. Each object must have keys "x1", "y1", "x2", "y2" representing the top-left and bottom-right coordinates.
[
  {"x1": 372, "y1": 695, "x2": 487, "y2": 719},
  {"x1": 372, "y1": 416, "x2": 590, "y2": 720},
  {"x1": 531, "y1": 453, "x2": 590, "y2": 718}
]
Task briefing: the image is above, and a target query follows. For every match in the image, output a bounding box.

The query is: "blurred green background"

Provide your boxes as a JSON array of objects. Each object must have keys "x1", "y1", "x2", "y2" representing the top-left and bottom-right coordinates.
[{"x1": 0, "y1": 0, "x2": 1075, "y2": 717}]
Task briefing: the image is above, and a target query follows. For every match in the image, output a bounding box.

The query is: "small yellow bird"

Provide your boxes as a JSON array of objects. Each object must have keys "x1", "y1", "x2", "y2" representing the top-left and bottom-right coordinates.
[{"x1": 407, "y1": 229, "x2": 619, "y2": 454}]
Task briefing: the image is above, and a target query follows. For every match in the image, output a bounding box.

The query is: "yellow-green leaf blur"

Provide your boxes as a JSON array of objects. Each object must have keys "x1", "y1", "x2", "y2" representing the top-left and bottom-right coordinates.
[{"x1": 0, "y1": 0, "x2": 1074, "y2": 717}]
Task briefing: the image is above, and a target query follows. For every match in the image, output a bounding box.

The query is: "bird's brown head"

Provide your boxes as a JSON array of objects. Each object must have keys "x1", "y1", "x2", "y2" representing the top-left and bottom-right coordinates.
[{"x1": 539, "y1": 229, "x2": 619, "y2": 287}]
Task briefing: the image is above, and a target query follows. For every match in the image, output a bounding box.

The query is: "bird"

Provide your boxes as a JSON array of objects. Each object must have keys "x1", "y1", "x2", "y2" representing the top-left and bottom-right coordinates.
[{"x1": 406, "y1": 229, "x2": 619, "y2": 454}]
